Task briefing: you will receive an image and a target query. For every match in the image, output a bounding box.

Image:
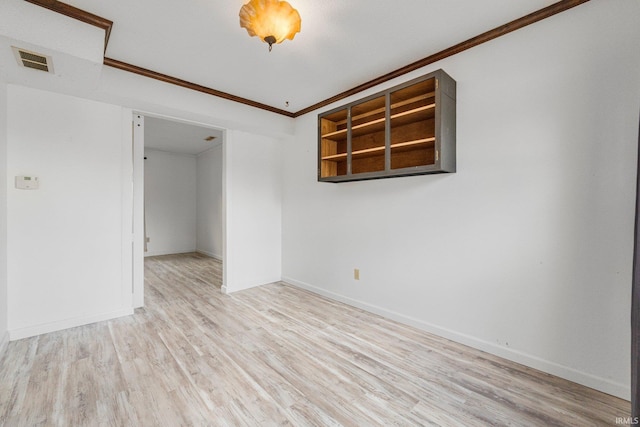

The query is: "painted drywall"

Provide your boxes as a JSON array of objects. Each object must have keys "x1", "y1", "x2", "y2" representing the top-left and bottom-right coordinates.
[
  {"x1": 281, "y1": 0, "x2": 640, "y2": 399},
  {"x1": 144, "y1": 148, "x2": 197, "y2": 257},
  {"x1": 7, "y1": 85, "x2": 133, "y2": 339},
  {"x1": 0, "y1": 80, "x2": 8, "y2": 352},
  {"x1": 2, "y1": 0, "x2": 288, "y2": 338},
  {"x1": 196, "y1": 145, "x2": 223, "y2": 259},
  {"x1": 2, "y1": 1, "x2": 292, "y2": 320},
  {"x1": 98, "y1": 66, "x2": 295, "y2": 140},
  {"x1": 1, "y1": 0, "x2": 104, "y2": 63},
  {"x1": 224, "y1": 130, "x2": 282, "y2": 293},
  {"x1": 0, "y1": 36, "x2": 293, "y2": 141}
]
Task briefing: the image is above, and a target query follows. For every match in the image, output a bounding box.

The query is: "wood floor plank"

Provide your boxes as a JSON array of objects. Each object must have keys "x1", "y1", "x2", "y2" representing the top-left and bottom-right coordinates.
[
  {"x1": 0, "y1": 337, "x2": 39, "y2": 423},
  {"x1": 0, "y1": 252, "x2": 631, "y2": 426}
]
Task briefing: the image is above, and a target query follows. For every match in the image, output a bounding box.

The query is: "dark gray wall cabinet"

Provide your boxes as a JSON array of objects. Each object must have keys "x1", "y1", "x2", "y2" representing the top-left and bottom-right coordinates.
[{"x1": 318, "y1": 69, "x2": 456, "y2": 182}]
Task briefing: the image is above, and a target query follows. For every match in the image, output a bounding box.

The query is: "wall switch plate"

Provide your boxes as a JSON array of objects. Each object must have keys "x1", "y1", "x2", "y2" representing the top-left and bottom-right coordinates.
[
  {"x1": 15, "y1": 176, "x2": 39, "y2": 190},
  {"x1": 354, "y1": 269, "x2": 360, "y2": 280}
]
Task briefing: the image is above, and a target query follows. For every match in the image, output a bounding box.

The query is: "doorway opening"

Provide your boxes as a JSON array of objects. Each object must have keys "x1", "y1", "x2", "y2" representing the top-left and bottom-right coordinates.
[{"x1": 132, "y1": 113, "x2": 225, "y2": 307}]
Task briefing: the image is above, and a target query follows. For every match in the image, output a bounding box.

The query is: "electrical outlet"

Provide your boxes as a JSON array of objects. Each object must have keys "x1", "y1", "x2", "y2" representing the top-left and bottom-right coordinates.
[{"x1": 354, "y1": 268, "x2": 360, "y2": 280}]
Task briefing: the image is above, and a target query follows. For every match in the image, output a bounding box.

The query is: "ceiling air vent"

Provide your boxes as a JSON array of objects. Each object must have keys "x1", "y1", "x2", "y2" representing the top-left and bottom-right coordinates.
[{"x1": 12, "y1": 47, "x2": 54, "y2": 73}]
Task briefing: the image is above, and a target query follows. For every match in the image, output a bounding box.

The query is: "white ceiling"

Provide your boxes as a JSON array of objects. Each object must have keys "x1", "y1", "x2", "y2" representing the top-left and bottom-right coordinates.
[
  {"x1": 2, "y1": 0, "x2": 565, "y2": 154},
  {"x1": 60, "y1": 0, "x2": 555, "y2": 113},
  {"x1": 144, "y1": 116, "x2": 223, "y2": 155}
]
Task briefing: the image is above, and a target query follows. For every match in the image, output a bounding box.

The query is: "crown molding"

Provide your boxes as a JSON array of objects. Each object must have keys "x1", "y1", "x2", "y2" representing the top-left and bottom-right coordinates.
[
  {"x1": 293, "y1": 0, "x2": 590, "y2": 117},
  {"x1": 103, "y1": 58, "x2": 295, "y2": 117},
  {"x1": 27, "y1": 0, "x2": 590, "y2": 118}
]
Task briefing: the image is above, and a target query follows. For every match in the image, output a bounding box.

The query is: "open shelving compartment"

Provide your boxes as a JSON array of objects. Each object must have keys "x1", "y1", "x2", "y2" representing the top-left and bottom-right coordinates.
[{"x1": 318, "y1": 69, "x2": 456, "y2": 182}]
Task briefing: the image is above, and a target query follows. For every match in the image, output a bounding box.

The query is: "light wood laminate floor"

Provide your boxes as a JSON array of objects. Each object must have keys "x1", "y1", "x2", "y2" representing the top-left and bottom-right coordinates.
[{"x1": 0, "y1": 253, "x2": 630, "y2": 426}]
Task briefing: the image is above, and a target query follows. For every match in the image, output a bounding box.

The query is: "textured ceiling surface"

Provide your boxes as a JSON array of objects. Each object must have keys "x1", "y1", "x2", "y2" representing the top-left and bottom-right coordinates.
[{"x1": 63, "y1": 0, "x2": 554, "y2": 112}]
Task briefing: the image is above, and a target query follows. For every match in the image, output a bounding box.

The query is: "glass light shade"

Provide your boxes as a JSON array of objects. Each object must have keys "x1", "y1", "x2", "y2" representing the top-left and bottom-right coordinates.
[{"x1": 239, "y1": 0, "x2": 301, "y2": 50}]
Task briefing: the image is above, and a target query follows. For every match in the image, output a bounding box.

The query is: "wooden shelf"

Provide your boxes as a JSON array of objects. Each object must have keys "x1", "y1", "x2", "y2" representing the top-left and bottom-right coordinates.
[
  {"x1": 318, "y1": 69, "x2": 456, "y2": 182},
  {"x1": 390, "y1": 138, "x2": 435, "y2": 150},
  {"x1": 322, "y1": 152, "x2": 348, "y2": 161},
  {"x1": 336, "y1": 93, "x2": 436, "y2": 126},
  {"x1": 322, "y1": 104, "x2": 435, "y2": 139},
  {"x1": 322, "y1": 138, "x2": 435, "y2": 161}
]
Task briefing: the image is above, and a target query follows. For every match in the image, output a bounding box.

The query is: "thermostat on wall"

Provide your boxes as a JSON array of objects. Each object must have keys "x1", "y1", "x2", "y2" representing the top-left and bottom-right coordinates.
[{"x1": 15, "y1": 176, "x2": 39, "y2": 190}]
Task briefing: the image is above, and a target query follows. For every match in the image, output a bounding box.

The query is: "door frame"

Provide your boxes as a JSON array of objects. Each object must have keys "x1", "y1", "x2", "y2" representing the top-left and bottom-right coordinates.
[{"x1": 131, "y1": 111, "x2": 227, "y2": 307}]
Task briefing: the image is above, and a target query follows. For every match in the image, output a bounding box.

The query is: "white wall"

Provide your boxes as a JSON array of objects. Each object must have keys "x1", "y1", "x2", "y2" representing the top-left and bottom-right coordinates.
[
  {"x1": 281, "y1": 0, "x2": 640, "y2": 399},
  {"x1": 196, "y1": 144, "x2": 223, "y2": 259},
  {"x1": 7, "y1": 85, "x2": 133, "y2": 339},
  {"x1": 0, "y1": 80, "x2": 8, "y2": 352},
  {"x1": 144, "y1": 148, "x2": 197, "y2": 257},
  {"x1": 224, "y1": 130, "x2": 282, "y2": 293},
  {"x1": 1, "y1": 2, "x2": 292, "y2": 337}
]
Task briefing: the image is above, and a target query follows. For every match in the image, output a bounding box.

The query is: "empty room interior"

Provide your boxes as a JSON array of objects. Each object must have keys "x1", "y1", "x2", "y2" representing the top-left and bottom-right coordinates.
[{"x1": 1, "y1": 0, "x2": 639, "y2": 425}]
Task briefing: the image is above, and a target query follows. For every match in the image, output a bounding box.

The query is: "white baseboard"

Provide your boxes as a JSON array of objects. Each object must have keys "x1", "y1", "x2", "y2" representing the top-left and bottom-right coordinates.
[
  {"x1": 224, "y1": 277, "x2": 282, "y2": 294},
  {"x1": 144, "y1": 249, "x2": 196, "y2": 257},
  {"x1": 282, "y1": 276, "x2": 630, "y2": 401},
  {"x1": 8, "y1": 308, "x2": 134, "y2": 341},
  {"x1": 196, "y1": 250, "x2": 222, "y2": 261}
]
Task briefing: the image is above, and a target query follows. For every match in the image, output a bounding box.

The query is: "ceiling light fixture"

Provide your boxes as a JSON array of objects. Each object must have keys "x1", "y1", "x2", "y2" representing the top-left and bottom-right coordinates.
[{"x1": 239, "y1": 0, "x2": 301, "y2": 52}]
